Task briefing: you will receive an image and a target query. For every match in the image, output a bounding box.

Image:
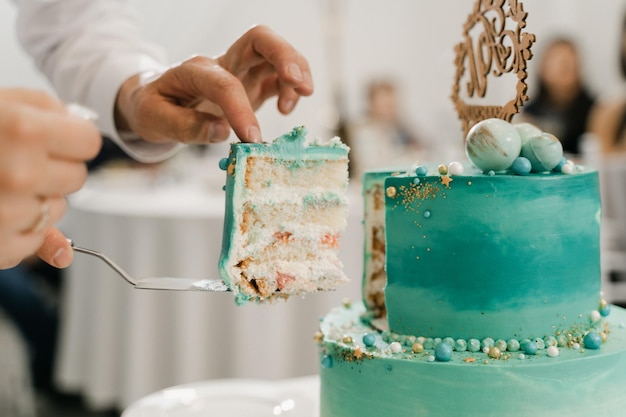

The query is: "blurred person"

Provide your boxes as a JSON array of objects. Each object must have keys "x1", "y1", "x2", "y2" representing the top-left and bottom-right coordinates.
[
  {"x1": 1, "y1": 1, "x2": 313, "y2": 268},
  {"x1": 589, "y1": 13, "x2": 626, "y2": 154},
  {"x1": 347, "y1": 78, "x2": 421, "y2": 179},
  {"x1": 518, "y1": 37, "x2": 595, "y2": 156}
]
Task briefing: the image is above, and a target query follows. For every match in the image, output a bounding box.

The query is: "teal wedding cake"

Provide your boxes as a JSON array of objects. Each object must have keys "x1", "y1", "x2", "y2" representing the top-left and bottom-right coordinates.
[{"x1": 316, "y1": 119, "x2": 626, "y2": 416}]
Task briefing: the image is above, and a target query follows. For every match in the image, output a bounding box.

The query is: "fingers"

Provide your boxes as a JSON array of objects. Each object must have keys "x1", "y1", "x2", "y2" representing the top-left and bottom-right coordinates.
[
  {"x1": 0, "y1": 97, "x2": 101, "y2": 198},
  {"x1": 220, "y1": 25, "x2": 314, "y2": 96},
  {"x1": 147, "y1": 61, "x2": 262, "y2": 143},
  {"x1": 0, "y1": 88, "x2": 66, "y2": 114},
  {"x1": 36, "y1": 227, "x2": 73, "y2": 268},
  {"x1": 0, "y1": 87, "x2": 99, "y2": 267},
  {"x1": 0, "y1": 195, "x2": 65, "y2": 235}
]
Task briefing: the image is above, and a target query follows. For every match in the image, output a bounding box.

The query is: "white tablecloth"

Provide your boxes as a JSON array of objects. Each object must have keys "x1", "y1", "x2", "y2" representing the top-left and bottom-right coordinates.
[{"x1": 55, "y1": 165, "x2": 362, "y2": 411}]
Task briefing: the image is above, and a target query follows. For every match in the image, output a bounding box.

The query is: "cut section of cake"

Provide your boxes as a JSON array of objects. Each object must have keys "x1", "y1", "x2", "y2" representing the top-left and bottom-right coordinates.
[{"x1": 219, "y1": 126, "x2": 350, "y2": 304}]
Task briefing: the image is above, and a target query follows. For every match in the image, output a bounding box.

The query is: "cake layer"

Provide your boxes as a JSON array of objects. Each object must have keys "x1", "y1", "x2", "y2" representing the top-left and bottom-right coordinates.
[
  {"x1": 384, "y1": 165, "x2": 601, "y2": 341},
  {"x1": 361, "y1": 169, "x2": 400, "y2": 318},
  {"x1": 319, "y1": 302, "x2": 626, "y2": 417},
  {"x1": 219, "y1": 127, "x2": 350, "y2": 303}
]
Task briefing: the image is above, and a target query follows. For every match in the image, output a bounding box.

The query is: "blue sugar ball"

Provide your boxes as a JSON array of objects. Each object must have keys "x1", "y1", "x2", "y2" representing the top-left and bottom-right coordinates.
[
  {"x1": 511, "y1": 157, "x2": 532, "y2": 175},
  {"x1": 465, "y1": 118, "x2": 521, "y2": 171},
  {"x1": 454, "y1": 339, "x2": 468, "y2": 352},
  {"x1": 363, "y1": 333, "x2": 376, "y2": 348},
  {"x1": 321, "y1": 355, "x2": 333, "y2": 368},
  {"x1": 507, "y1": 339, "x2": 520, "y2": 352},
  {"x1": 584, "y1": 332, "x2": 602, "y2": 350},
  {"x1": 481, "y1": 337, "x2": 495, "y2": 350},
  {"x1": 520, "y1": 339, "x2": 537, "y2": 355},
  {"x1": 600, "y1": 304, "x2": 611, "y2": 317},
  {"x1": 443, "y1": 337, "x2": 455, "y2": 347},
  {"x1": 415, "y1": 166, "x2": 428, "y2": 176},
  {"x1": 520, "y1": 133, "x2": 564, "y2": 172},
  {"x1": 468, "y1": 339, "x2": 481, "y2": 352},
  {"x1": 434, "y1": 342, "x2": 452, "y2": 362},
  {"x1": 218, "y1": 157, "x2": 230, "y2": 171}
]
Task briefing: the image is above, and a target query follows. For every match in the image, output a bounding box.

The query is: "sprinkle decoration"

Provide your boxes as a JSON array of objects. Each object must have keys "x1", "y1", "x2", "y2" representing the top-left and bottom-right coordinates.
[
  {"x1": 415, "y1": 166, "x2": 429, "y2": 176},
  {"x1": 435, "y1": 342, "x2": 453, "y2": 362},
  {"x1": 583, "y1": 332, "x2": 602, "y2": 350},
  {"x1": 390, "y1": 342, "x2": 403, "y2": 354},
  {"x1": 440, "y1": 176, "x2": 453, "y2": 187},
  {"x1": 321, "y1": 355, "x2": 333, "y2": 369},
  {"x1": 546, "y1": 346, "x2": 559, "y2": 357},
  {"x1": 218, "y1": 157, "x2": 229, "y2": 170},
  {"x1": 386, "y1": 186, "x2": 397, "y2": 198},
  {"x1": 363, "y1": 333, "x2": 376, "y2": 348},
  {"x1": 448, "y1": 161, "x2": 464, "y2": 176}
]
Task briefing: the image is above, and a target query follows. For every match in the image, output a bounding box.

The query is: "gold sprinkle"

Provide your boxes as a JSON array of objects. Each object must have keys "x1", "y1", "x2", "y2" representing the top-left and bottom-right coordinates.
[
  {"x1": 342, "y1": 336, "x2": 353, "y2": 344},
  {"x1": 412, "y1": 342, "x2": 424, "y2": 353},
  {"x1": 386, "y1": 186, "x2": 397, "y2": 198},
  {"x1": 354, "y1": 346, "x2": 364, "y2": 359},
  {"x1": 438, "y1": 164, "x2": 448, "y2": 175},
  {"x1": 600, "y1": 332, "x2": 608, "y2": 343},
  {"x1": 488, "y1": 347, "x2": 502, "y2": 359},
  {"x1": 464, "y1": 357, "x2": 476, "y2": 363},
  {"x1": 440, "y1": 175, "x2": 453, "y2": 187},
  {"x1": 313, "y1": 331, "x2": 324, "y2": 343},
  {"x1": 342, "y1": 298, "x2": 351, "y2": 308}
]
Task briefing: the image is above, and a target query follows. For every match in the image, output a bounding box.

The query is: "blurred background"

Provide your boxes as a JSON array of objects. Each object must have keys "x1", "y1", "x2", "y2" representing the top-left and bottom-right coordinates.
[{"x1": 2, "y1": 1, "x2": 626, "y2": 416}]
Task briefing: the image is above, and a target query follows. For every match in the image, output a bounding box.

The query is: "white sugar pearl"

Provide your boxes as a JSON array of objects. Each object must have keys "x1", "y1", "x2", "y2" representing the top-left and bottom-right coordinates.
[
  {"x1": 448, "y1": 161, "x2": 465, "y2": 176},
  {"x1": 572, "y1": 343, "x2": 580, "y2": 350},
  {"x1": 389, "y1": 342, "x2": 402, "y2": 354},
  {"x1": 482, "y1": 347, "x2": 490, "y2": 353},
  {"x1": 561, "y1": 163, "x2": 574, "y2": 175},
  {"x1": 547, "y1": 346, "x2": 559, "y2": 357},
  {"x1": 518, "y1": 353, "x2": 526, "y2": 360},
  {"x1": 591, "y1": 310, "x2": 602, "y2": 323},
  {"x1": 427, "y1": 355, "x2": 435, "y2": 362}
]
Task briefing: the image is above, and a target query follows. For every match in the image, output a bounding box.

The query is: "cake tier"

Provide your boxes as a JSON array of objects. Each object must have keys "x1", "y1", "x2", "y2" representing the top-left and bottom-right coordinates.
[
  {"x1": 219, "y1": 127, "x2": 349, "y2": 303},
  {"x1": 384, "y1": 165, "x2": 601, "y2": 341},
  {"x1": 319, "y1": 302, "x2": 626, "y2": 417}
]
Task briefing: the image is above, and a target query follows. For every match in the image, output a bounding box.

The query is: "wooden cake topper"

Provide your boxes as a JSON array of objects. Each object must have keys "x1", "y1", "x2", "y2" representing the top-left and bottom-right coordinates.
[{"x1": 451, "y1": 0, "x2": 536, "y2": 137}]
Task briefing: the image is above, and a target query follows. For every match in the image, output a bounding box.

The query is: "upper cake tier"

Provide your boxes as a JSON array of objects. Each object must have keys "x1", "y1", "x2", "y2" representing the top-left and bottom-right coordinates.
[{"x1": 384, "y1": 164, "x2": 601, "y2": 341}]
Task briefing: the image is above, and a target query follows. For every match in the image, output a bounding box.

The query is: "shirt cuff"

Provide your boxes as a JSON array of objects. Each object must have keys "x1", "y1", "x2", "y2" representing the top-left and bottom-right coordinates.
[{"x1": 86, "y1": 54, "x2": 183, "y2": 163}]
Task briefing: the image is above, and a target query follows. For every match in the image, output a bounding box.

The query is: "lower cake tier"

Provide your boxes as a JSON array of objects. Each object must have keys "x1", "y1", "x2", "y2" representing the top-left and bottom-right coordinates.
[{"x1": 318, "y1": 302, "x2": 626, "y2": 417}]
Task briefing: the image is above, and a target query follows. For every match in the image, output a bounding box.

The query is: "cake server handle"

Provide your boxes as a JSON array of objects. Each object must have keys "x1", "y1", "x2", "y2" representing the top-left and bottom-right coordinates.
[{"x1": 67, "y1": 239, "x2": 231, "y2": 292}]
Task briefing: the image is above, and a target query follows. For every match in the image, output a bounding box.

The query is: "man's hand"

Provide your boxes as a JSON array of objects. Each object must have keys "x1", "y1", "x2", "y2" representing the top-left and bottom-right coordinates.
[{"x1": 114, "y1": 25, "x2": 313, "y2": 145}]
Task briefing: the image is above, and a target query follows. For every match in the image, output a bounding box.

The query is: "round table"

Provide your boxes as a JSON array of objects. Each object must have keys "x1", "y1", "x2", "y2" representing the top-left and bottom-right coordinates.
[{"x1": 55, "y1": 164, "x2": 362, "y2": 411}]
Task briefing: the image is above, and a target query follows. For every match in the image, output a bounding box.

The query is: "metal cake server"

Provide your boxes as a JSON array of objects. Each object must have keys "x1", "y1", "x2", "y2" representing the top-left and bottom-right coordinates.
[{"x1": 68, "y1": 240, "x2": 230, "y2": 292}]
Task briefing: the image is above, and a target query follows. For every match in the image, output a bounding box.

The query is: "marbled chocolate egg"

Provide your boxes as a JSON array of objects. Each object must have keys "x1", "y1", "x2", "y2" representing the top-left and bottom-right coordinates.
[
  {"x1": 520, "y1": 133, "x2": 564, "y2": 172},
  {"x1": 513, "y1": 122, "x2": 542, "y2": 146},
  {"x1": 465, "y1": 118, "x2": 521, "y2": 171}
]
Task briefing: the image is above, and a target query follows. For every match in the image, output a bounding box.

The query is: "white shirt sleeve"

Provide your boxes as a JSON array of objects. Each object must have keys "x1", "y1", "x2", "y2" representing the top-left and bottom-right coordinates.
[{"x1": 14, "y1": 0, "x2": 183, "y2": 162}]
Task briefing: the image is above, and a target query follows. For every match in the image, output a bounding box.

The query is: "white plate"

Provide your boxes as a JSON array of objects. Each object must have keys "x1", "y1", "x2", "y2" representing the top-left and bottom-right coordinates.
[{"x1": 122, "y1": 376, "x2": 319, "y2": 417}]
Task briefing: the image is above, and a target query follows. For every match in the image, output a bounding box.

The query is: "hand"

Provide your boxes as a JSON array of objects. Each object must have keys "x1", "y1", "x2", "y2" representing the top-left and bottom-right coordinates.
[
  {"x1": 0, "y1": 88, "x2": 101, "y2": 269},
  {"x1": 115, "y1": 25, "x2": 313, "y2": 144}
]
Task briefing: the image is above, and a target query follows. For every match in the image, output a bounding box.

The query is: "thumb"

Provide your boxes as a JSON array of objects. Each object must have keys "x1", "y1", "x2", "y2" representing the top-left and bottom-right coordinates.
[{"x1": 36, "y1": 227, "x2": 74, "y2": 268}]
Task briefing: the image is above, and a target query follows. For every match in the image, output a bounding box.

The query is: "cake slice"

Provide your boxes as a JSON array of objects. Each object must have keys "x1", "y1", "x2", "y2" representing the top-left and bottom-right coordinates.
[{"x1": 219, "y1": 126, "x2": 350, "y2": 304}]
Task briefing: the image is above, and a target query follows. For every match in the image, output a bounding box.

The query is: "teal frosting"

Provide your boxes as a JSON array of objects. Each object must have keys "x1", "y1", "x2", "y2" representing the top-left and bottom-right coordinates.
[
  {"x1": 383, "y1": 165, "x2": 601, "y2": 341},
  {"x1": 319, "y1": 302, "x2": 626, "y2": 417}
]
